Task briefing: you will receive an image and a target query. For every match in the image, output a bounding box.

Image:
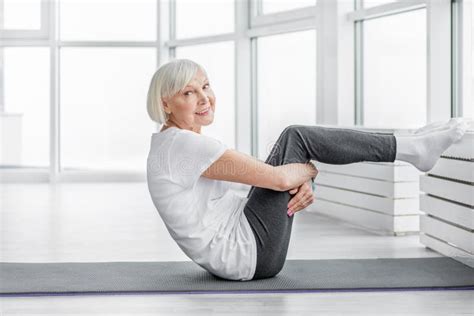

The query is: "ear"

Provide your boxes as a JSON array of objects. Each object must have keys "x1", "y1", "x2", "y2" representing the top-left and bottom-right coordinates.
[{"x1": 161, "y1": 98, "x2": 170, "y2": 113}]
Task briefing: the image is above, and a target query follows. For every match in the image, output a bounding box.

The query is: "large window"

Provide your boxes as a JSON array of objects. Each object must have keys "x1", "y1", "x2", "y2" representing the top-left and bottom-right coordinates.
[
  {"x1": 1, "y1": 0, "x2": 160, "y2": 175},
  {"x1": 363, "y1": 9, "x2": 426, "y2": 128},
  {"x1": 175, "y1": 0, "x2": 234, "y2": 38},
  {"x1": 257, "y1": 30, "x2": 316, "y2": 160},
  {"x1": 60, "y1": 48, "x2": 156, "y2": 171},
  {"x1": 176, "y1": 42, "x2": 236, "y2": 148},
  {"x1": 3, "y1": 47, "x2": 50, "y2": 168}
]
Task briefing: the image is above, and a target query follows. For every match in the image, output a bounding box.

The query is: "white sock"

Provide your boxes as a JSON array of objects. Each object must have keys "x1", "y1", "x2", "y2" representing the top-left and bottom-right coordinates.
[
  {"x1": 413, "y1": 118, "x2": 464, "y2": 135},
  {"x1": 395, "y1": 122, "x2": 468, "y2": 172}
]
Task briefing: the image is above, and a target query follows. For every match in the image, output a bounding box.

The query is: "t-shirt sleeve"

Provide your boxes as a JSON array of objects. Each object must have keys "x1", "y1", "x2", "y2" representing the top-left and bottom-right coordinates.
[{"x1": 169, "y1": 131, "x2": 228, "y2": 188}]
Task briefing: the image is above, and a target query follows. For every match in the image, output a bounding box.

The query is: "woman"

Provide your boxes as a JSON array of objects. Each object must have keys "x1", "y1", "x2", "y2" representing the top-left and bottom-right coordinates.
[{"x1": 146, "y1": 59, "x2": 467, "y2": 281}]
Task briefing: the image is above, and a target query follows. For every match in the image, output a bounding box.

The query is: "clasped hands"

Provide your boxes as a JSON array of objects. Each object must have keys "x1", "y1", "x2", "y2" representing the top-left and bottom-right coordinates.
[
  {"x1": 287, "y1": 168, "x2": 318, "y2": 217},
  {"x1": 275, "y1": 161, "x2": 318, "y2": 217}
]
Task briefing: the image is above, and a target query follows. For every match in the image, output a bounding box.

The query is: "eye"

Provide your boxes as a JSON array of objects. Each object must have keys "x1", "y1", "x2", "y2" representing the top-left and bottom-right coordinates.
[
  {"x1": 184, "y1": 90, "x2": 193, "y2": 96},
  {"x1": 203, "y1": 83, "x2": 210, "y2": 89}
]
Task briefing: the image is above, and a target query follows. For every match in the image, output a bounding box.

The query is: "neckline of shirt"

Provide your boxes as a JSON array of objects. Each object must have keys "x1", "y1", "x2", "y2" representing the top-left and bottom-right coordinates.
[
  {"x1": 152, "y1": 126, "x2": 207, "y2": 138},
  {"x1": 152, "y1": 126, "x2": 181, "y2": 137}
]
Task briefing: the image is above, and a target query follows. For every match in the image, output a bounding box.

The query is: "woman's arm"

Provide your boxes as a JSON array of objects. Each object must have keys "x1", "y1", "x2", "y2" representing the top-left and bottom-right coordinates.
[
  {"x1": 201, "y1": 149, "x2": 317, "y2": 192},
  {"x1": 275, "y1": 162, "x2": 318, "y2": 191}
]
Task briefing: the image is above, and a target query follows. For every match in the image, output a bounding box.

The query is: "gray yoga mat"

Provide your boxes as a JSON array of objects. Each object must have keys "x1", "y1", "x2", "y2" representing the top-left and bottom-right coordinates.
[{"x1": 1, "y1": 258, "x2": 473, "y2": 296}]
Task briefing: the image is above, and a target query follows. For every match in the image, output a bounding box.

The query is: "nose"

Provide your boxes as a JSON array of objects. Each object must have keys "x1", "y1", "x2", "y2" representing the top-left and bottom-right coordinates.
[{"x1": 198, "y1": 90, "x2": 210, "y2": 104}]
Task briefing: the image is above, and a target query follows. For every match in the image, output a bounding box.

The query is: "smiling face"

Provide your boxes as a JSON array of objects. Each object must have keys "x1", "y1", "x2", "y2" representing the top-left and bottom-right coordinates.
[{"x1": 161, "y1": 68, "x2": 215, "y2": 134}]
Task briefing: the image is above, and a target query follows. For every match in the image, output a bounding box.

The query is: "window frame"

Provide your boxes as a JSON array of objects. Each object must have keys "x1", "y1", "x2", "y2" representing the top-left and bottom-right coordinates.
[
  {"x1": 348, "y1": 0, "x2": 426, "y2": 21},
  {"x1": 349, "y1": 0, "x2": 458, "y2": 126},
  {"x1": 2, "y1": 0, "x2": 468, "y2": 182},
  {"x1": 250, "y1": 1, "x2": 317, "y2": 28},
  {"x1": 0, "y1": 0, "x2": 162, "y2": 182},
  {"x1": 166, "y1": 0, "x2": 318, "y2": 157},
  {"x1": 352, "y1": 0, "x2": 428, "y2": 126}
]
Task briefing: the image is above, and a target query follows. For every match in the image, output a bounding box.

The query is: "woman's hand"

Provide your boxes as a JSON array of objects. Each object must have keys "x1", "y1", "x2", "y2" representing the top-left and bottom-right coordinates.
[
  {"x1": 287, "y1": 180, "x2": 315, "y2": 217},
  {"x1": 276, "y1": 162, "x2": 318, "y2": 192}
]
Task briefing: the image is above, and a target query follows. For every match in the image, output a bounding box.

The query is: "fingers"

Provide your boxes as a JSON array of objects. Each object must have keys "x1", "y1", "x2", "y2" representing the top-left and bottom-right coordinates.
[
  {"x1": 287, "y1": 190, "x2": 315, "y2": 216},
  {"x1": 289, "y1": 188, "x2": 298, "y2": 195},
  {"x1": 287, "y1": 186, "x2": 310, "y2": 210},
  {"x1": 288, "y1": 192, "x2": 312, "y2": 210},
  {"x1": 296, "y1": 195, "x2": 314, "y2": 210},
  {"x1": 287, "y1": 196, "x2": 315, "y2": 217},
  {"x1": 288, "y1": 184, "x2": 311, "y2": 207}
]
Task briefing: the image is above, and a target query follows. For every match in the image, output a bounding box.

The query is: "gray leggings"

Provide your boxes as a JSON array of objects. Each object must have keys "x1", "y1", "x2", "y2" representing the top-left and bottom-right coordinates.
[{"x1": 243, "y1": 124, "x2": 397, "y2": 280}]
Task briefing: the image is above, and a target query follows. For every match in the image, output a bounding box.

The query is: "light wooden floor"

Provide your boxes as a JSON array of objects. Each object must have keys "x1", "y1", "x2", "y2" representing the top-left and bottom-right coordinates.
[{"x1": 1, "y1": 183, "x2": 473, "y2": 315}]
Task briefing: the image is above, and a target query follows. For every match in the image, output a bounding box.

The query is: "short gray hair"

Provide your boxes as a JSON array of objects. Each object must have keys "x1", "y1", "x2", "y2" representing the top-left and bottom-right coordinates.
[{"x1": 147, "y1": 59, "x2": 207, "y2": 124}]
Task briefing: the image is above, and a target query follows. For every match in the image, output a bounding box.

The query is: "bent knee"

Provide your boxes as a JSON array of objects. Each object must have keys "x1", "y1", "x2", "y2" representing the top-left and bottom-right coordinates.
[
  {"x1": 284, "y1": 124, "x2": 309, "y2": 134},
  {"x1": 279, "y1": 125, "x2": 309, "y2": 145},
  {"x1": 281, "y1": 124, "x2": 302, "y2": 138}
]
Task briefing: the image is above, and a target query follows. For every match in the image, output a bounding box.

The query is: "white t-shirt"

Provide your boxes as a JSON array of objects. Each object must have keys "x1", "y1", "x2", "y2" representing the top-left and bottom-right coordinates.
[{"x1": 146, "y1": 127, "x2": 257, "y2": 281}]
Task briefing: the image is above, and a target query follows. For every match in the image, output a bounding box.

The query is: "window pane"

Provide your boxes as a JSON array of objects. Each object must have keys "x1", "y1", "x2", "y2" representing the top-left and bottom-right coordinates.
[
  {"x1": 2, "y1": 47, "x2": 50, "y2": 168},
  {"x1": 60, "y1": 48, "x2": 156, "y2": 171},
  {"x1": 3, "y1": 0, "x2": 41, "y2": 30},
  {"x1": 261, "y1": 0, "x2": 316, "y2": 15},
  {"x1": 176, "y1": 0, "x2": 234, "y2": 39},
  {"x1": 257, "y1": 30, "x2": 316, "y2": 160},
  {"x1": 60, "y1": 0, "x2": 156, "y2": 41},
  {"x1": 363, "y1": 0, "x2": 397, "y2": 9},
  {"x1": 363, "y1": 9, "x2": 426, "y2": 128},
  {"x1": 175, "y1": 42, "x2": 236, "y2": 148}
]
